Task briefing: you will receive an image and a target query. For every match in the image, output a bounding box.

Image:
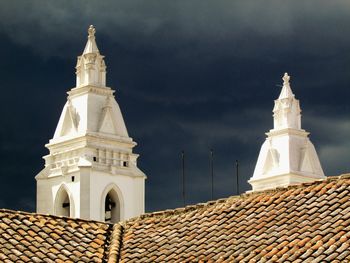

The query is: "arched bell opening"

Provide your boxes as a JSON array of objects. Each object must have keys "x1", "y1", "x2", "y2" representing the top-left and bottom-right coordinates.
[
  {"x1": 104, "y1": 189, "x2": 120, "y2": 223},
  {"x1": 54, "y1": 185, "x2": 74, "y2": 217}
]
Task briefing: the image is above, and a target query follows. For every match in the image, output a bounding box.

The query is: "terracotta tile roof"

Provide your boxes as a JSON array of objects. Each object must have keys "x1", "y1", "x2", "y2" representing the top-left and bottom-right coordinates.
[
  {"x1": 2, "y1": 175, "x2": 350, "y2": 262},
  {"x1": 119, "y1": 174, "x2": 350, "y2": 262},
  {"x1": 0, "y1": 209, "x2": 113, "y2": 262}
]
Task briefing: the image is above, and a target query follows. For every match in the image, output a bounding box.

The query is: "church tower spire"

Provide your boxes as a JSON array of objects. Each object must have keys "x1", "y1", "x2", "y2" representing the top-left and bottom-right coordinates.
[
  {"x1": 249, "y1": 73, "x2": 325, "y2": 192},
  {"x1": 76, "y1": 25, "x2": 106, "y2": 87},
  {"x1": 273, "y1": 73, "x2": 301, "y2": 130},
  {"x1": 36, "y1": 26, "x2": 146, "y2": 222}
]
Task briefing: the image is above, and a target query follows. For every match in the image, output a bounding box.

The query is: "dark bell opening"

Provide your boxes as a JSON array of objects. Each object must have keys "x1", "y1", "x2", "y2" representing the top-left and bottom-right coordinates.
[{"x1": 105, "y1": 194, "x2": 116, "y2": 211}]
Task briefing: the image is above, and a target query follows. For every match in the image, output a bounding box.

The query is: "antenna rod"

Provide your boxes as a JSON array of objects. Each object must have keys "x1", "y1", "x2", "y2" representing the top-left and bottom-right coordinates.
[
  {"x1": 210, "y1": 149, "x2": 214, "y2": 200},
  {"x1": 236, "y1": 160, "x2": 239, "y2": 195},
  {"x1": 181, "y1": 150, "x2": 185, "y2": 206}
]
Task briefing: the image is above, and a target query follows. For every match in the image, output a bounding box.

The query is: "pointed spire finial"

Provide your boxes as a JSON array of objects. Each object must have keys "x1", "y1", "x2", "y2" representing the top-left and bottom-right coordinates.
[
  {"x1": 278, "y1": 72, "x2": 294, "y2": 99},
  {"x1": 88, "y1": 25, "x2": 96, "y2": 38},
  {"x1": 77, "y1": 25, "x2": 106, "y2": 87},
  {"x1": 283, "y1": 72, "x2": 290, "y2": 85},
  {"x1": 282, "y1": 72, "x2": 290, "y2": 85},
  {"x1": 82, "y1": 25, "x2": 99, "y2": 54}
]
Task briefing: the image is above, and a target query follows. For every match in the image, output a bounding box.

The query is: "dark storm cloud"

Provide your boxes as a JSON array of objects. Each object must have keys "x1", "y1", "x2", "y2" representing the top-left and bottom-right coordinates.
[
  {"x1": 1, "y1": 1, "x2": 350, "y2": 57},
  {"x1": 0, "y1": 1, "x2": 350, "y2": 212}
]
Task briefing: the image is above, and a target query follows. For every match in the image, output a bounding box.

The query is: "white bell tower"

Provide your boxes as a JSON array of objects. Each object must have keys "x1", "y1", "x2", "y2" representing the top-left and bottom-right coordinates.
[
  {"x1": 249, "y1": 73, "x2": 325, "y2": 192},
  {"x1": 36, "y1": 25, "x2": 146, "y2": 222}
]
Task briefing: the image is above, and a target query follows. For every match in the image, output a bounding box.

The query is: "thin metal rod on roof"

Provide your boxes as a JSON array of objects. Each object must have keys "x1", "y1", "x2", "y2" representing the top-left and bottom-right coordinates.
[
  {"x1": 181, "y1": 150, "x2": 186, "y2": 206},
  {"x1": 210, "y1": 149, "x2": 214, "y2": 200},
  {"x1": 236, "y1": 160, "x2": 239, "y2": 195}
]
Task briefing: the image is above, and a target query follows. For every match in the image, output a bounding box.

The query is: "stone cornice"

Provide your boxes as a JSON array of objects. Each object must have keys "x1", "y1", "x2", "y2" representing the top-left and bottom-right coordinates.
[
  {"x1": 67, "y1": 85, "x2": 115, "y2": 98},
  {"x1": 47, "y1": 133, "x2": 135, "y2": 151},
  {"x1": 266, "y1": 128, "x2": 309, "y2": 137}
]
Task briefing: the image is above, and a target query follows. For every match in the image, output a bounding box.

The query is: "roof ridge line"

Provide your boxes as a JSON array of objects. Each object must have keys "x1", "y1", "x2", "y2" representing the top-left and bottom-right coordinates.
[
  {"x1": 125, "y1": 196, "x2": 242, "y2": 222},
  {"x1": 124, "y1": 174, "x2": 350, "y2": 222},
  {"x1": 107, "y1": 222, "x2": 124, "y2": 263},
  {"x1": 3, "y1": 175, "x2": 350, "y2": 228}
]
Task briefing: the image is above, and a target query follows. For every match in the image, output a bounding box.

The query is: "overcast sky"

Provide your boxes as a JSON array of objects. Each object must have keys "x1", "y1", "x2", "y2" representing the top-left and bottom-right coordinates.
[{"x1": 0, "y1": 0, "x2": 350, "y2": 212}]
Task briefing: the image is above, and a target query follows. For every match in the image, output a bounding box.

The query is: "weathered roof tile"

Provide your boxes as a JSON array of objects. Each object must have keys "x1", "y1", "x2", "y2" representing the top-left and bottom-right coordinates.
[
  {"x1": 3, "y1": 175, "x2": 350, "y2": 262},
  {"x1": 117, "y1": 176, "x2": 350, "y2": 262},
  {"x1": 0, "y1": 209, "x2": 113, "y2": 262}
]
